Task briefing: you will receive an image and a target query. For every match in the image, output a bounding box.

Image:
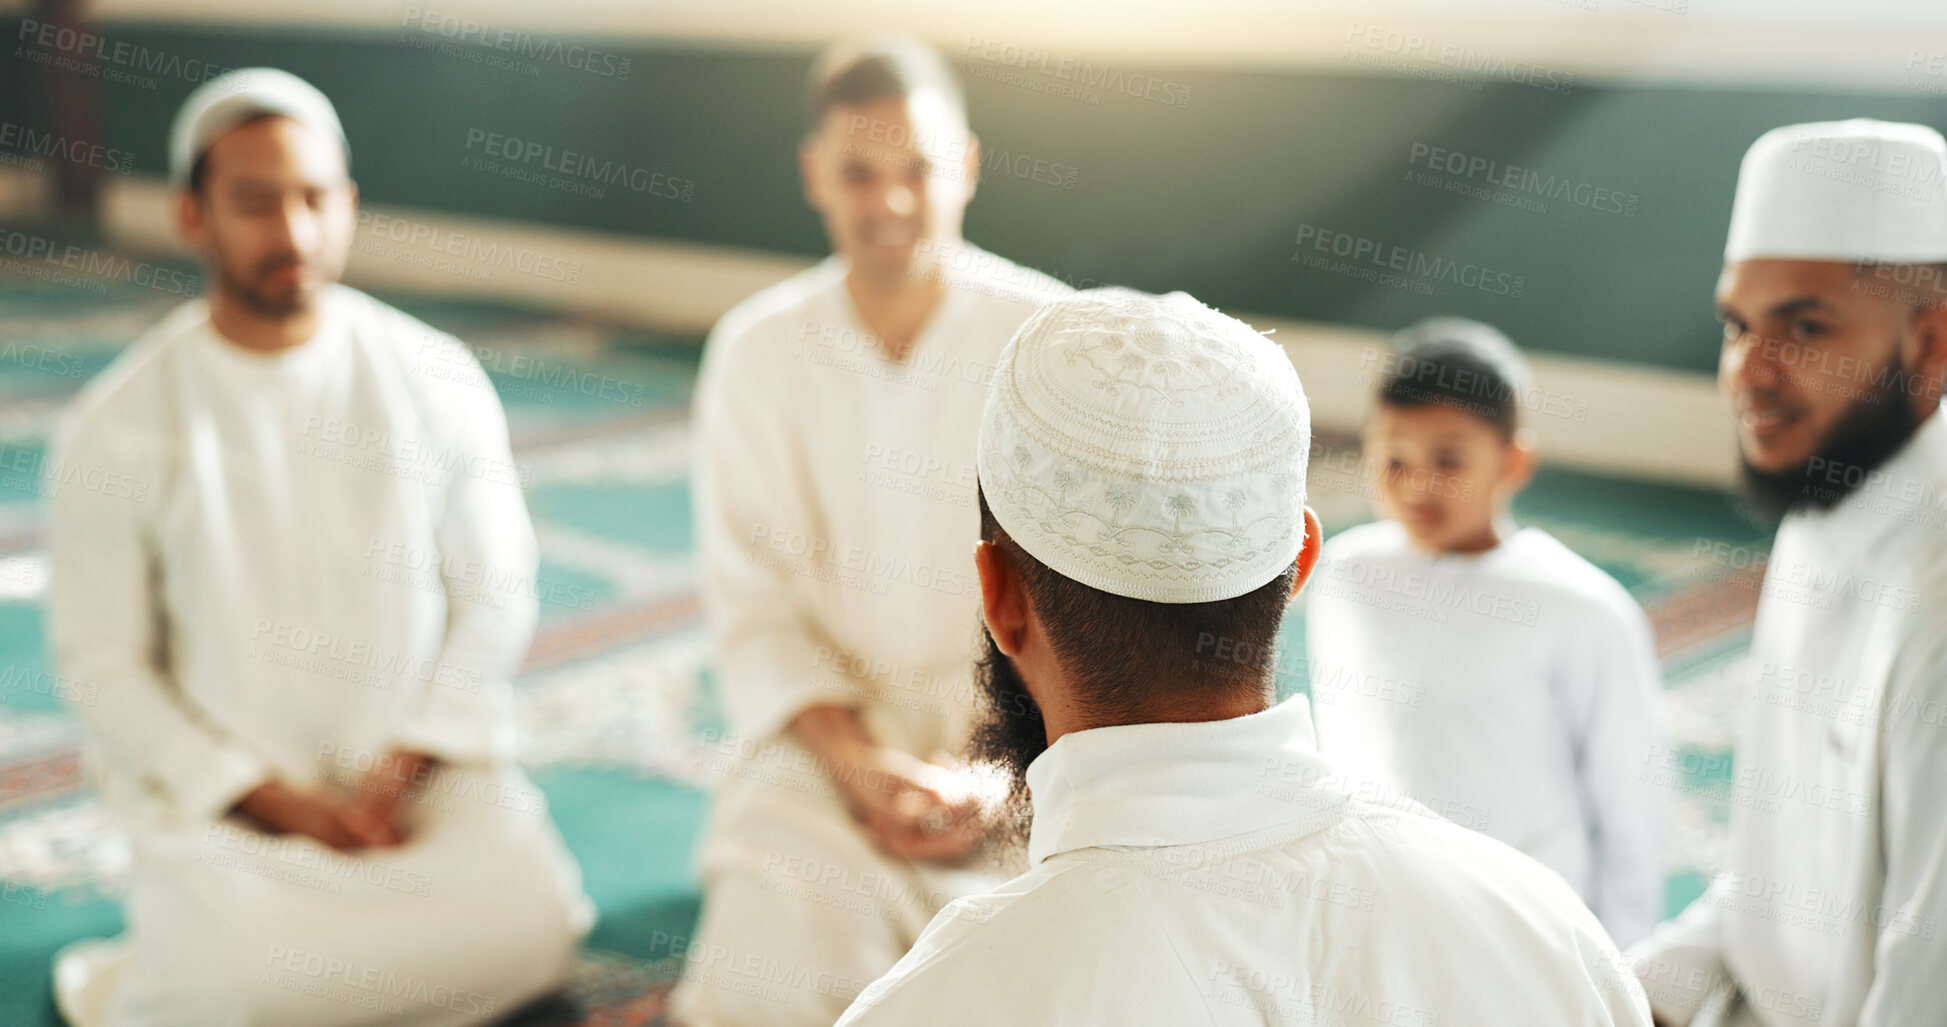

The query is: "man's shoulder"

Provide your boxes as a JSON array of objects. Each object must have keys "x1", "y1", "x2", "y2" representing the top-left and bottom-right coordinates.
[
  {"x1": 334, "y1": 286, "x2": 502, "y2": 421},
  {"x1": 1315, "y1": 808, "x2": 1650, "y2": 1018},
  {"x1": 837, "y1": 859, "x2": 1194, "y2": 1024},
  {"x1": 940, "y1": 245, "x2": 1073, "y2": 315},
  {"x1": 1340, "y1": 797, "x2": 1610, "y2": 936},
  {"x1": 60, "y1": 299, "x2": 207, "y2": 450},
  {"x1": 708, "y1": 259, "x2": 839, "y2": 356},
  {"x1": 1493, "y1": 527, "x2": 1647, "y2": 628},
  {"x1": 335, "y1": 285, "x2": 470, "y2": 366}
]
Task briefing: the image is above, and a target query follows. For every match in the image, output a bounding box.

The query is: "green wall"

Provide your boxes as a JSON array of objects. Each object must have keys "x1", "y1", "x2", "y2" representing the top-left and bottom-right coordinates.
[{"x1": 7, "y1": 20, "x2": 1947, "y2": 372}]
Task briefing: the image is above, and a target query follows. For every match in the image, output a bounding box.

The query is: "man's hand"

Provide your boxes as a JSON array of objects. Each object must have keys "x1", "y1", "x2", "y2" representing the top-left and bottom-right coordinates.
[
  {"x1": 347, "y1": 749, "x2": 439, "y2": 846},
  {"x1": 791, "y1": 705, "x2": 989, "y2": 864},
  {"x1": 845, "y1": 746, "x2": 989, "y2": 864},
  {"x1": 232, "y1": 779, "x2": 392, "y2": 852}
]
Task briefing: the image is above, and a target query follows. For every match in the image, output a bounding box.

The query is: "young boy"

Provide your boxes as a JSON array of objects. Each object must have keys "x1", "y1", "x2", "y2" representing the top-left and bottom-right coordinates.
[{"x1": 1305, "y1": 317, "x2": 1666, "y2": 947}]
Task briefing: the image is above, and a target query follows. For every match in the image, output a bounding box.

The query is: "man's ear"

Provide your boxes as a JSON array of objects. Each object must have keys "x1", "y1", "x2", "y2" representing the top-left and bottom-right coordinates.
[
  {"x1": 798, "y1": 134, "x2": 825, "y2": 214},
  {"x1": 176, "y1": 189, "x2": 205, "y2": 248},
  {"x1": 1907, "y1": 300, "x2": 1947, "y2": 410},
  {"x1": 960, "y1": 131, "x2": 981, "y2": 202},
  {"x1": 1289, "y1": 506, "x2": 1323, "y2": 601},
  {"x1": 1505, "y1": 427, "x2": 1540, "y2": 494},
  {"x1": 974, "y1": 539, "x2": 1029, "y2": 656}
]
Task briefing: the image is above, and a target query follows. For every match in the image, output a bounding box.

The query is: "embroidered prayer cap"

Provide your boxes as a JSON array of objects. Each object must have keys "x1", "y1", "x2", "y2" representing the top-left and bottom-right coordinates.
[
  {"x1": 1725, "y1": 119, "x2": 1947, "y2": 265},
  {"x1": 977, "y1": 287, "x2": 1311, "y2": 604},
  {"x1": 169, "y1": 68, "x2": 349, "y2": 189}
]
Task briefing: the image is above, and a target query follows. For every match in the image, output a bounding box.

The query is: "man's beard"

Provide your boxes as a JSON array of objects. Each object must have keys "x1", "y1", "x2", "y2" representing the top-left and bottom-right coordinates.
[
  {"x1": 968, "y1": 626, "x2": 1047, "y2": 848},
  {"x1": 1737, "y1": 349, "x2": 1921, "y2": 523},
  {"x1": 219, "y1": 251, "x2": 317, "y2": 319}
]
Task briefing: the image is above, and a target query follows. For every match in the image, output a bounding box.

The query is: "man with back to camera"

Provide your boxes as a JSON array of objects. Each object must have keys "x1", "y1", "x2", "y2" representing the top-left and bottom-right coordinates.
[
  {"x1": 45, "y1": 68, "x2": 591, "y2": 1026},
  {"x1": 835, "y1": 287, "x2": 1653, "y2": 1025}
]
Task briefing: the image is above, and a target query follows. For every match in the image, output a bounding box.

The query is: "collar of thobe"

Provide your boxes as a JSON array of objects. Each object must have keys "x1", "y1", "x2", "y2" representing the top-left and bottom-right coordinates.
[
  {"x1": 1786, "y1": 402, "x2": 1947, "y2": 555},
  {"x1": 1023, "y1": 695, "x2": 1341, "y2": 866},
  {"x1": 824, "y1": 251, "x2": 981, "y2": 366},
  {"x1": 192, "y1": 286, "x2": 352, "y2": 380}
]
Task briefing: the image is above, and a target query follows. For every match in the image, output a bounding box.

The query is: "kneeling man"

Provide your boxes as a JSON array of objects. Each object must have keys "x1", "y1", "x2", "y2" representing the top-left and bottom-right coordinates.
[{"x1": 47, "y1": 68, "x2": 591, "y2": 1027}]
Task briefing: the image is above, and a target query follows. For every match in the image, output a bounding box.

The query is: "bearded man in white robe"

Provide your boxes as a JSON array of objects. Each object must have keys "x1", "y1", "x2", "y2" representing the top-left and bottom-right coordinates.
[
  {"x1": 673, "y1": 35, "x2": 1067, "y2": 1027},
  {"x1": 836, "y1": 288, "x2": 1653, "y2": 1026},
  {"x1": 1627, "y1": 120, "x2": 1947, "y2": 1027},
  {"x1": 46, "y1": 68, "x2": 591, "y2": 1027}
]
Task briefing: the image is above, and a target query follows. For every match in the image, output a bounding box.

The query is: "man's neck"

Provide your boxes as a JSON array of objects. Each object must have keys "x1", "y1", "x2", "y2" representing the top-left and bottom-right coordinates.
[
  {"x1": 1042, "y1": 678, "x2": 1277, "y2": 745},
  {"x1": 208, "y1": 287, "x2": 319, "y2": 354},
  {"x1": 844, "y1": 262, "x2": 948, "y2": 363}
]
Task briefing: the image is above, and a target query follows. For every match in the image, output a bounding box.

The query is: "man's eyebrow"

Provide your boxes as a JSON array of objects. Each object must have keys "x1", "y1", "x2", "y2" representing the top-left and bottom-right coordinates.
[
  {"x1": 225, "y1": 176, "x2": 334, "y2": 192},
  {"x1": 1717, "y1": 295, "x2": 1833, "y2": 321}
]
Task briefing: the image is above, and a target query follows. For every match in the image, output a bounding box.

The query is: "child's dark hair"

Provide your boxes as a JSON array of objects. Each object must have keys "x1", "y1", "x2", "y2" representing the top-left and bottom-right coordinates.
[{"x1": 1375, "y1": 317, "x2": 1533, "y2": 438}]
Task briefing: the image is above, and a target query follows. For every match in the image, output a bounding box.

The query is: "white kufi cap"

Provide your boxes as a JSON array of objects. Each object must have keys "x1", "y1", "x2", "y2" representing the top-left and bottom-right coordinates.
[
  {"x1": 168, "y1": 67, "x2": 348, "y2": 188},
  {"x1": 1725, "y1": 119, "x2": 1947, "y2": 264},
  {"x1": 977, "y1": 288, "x2": 1311, "y2": 604}
]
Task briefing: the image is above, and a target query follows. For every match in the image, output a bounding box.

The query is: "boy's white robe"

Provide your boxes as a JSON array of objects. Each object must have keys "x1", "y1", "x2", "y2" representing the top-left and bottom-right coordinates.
[{"x1": 1304, "y1": 522, "x2": 1666, "y2": 946}]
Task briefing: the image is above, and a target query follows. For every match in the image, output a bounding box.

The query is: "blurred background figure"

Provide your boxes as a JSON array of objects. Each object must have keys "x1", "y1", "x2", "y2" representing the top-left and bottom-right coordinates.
[
  {"x1": 44, "y1": 68, "x2": 591, "y2": 1026},
  {"x1": 677, "y1": 35, "x2": 1065, "y2": 1026},
  {"x1": 1307, "y1": 318, "x2": 1665, "y2": 947}
]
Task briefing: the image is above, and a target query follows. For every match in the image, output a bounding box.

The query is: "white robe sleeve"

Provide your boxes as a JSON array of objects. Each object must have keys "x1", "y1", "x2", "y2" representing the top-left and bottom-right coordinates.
[
  {"x1": 46, "y1": 412, "x2": 271, "y2": 824},
  {"x1": 1855, "y1": 618, "x2": 1947, "y2": 1026},
  {"x1": 385, "y1": 354, "x2": 536, "y2": 766},
  {"x1": 1564, "y1": 594, "x2": 1667, "y2": 949},
  {"x1": 1626, "y1": 880, "x2": 1732, "y2": 1027},
  {"x1": 692, "y1": 319, "x2": 848, "y2": 745}
]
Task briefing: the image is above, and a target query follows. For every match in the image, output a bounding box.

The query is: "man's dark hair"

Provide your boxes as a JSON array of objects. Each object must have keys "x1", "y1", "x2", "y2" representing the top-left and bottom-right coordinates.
[
  {"x1": 1377, "y1": 317, "x2": 1533, "y2": 438},
  {"x1": 805, "y1": 34, "x2": 967, "y2": 134},
  {"x1": 976, "y1": 488, "x2": 1296, "y2": 722}
]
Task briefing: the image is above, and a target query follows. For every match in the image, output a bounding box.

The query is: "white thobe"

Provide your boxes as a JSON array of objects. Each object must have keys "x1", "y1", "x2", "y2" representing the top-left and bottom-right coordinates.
[
  {"x1": 835, "y1": 696, "x2": 1654, "y2": 1025},
  {"x1": 1628, "y1": 405, "x2": 1947, "y2": 1027},
  {"x1": 674, "y1": 248, "x2": 1068, "y2": 1026},
  {"x1": 45, "y1": 285, "x2": 592, "y2": 1027},
  {"x1": 1304, "y1": 521, "x2": 1666, "y2": 946}
]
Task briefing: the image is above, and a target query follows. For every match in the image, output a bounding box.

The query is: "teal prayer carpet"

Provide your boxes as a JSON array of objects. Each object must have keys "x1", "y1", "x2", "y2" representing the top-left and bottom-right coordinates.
[{"x1": 0, "y1": 246, "x2": 1762, "y2": 1025}]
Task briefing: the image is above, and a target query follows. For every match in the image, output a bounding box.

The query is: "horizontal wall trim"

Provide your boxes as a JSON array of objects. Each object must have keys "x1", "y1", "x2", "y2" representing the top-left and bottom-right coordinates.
[{"x1": 32, "y1": 168, "x2": 1737, "y2": 487}]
